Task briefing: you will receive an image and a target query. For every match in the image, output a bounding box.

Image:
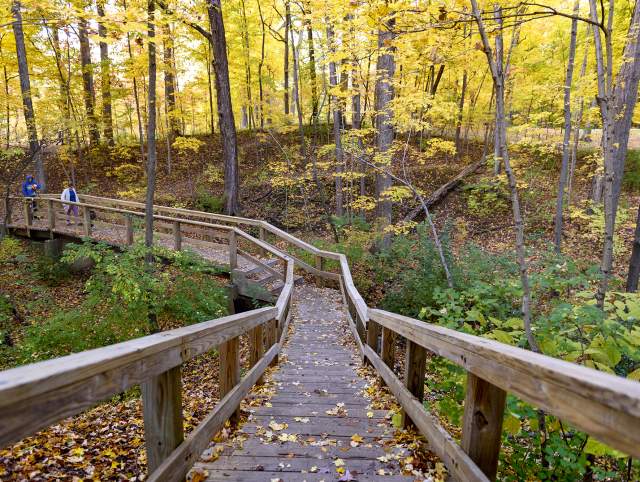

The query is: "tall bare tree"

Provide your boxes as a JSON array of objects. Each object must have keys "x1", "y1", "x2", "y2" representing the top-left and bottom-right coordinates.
[
  {"x1": 145, "y1": 0, "x2": 157, "y2": 252},
  {"x1": 11, "y1": 1, "x2": 45, "y2": 190},
  {"x1": 78, "y1": 14, "x2": 99, "y2": 146},
  {"x1": 96, "y1": 0, "x2": 114, "y2": 145}
]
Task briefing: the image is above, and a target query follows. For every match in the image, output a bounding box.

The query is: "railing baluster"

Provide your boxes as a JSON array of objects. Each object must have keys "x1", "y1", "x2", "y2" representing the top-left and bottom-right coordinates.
[
  {"x1": 250, "y1": 323, "x2": 265, "y2": 384},
  {"x1": 219, "y1": 336, "x2": 240, "y2": 423},
  {"x1": 23, "y1": 199, "x2": 31, "y2": 236},
  {"x1": 402, "y1": 339, "x2": 427, "y2": 428},
  {"x1": 228, "y1": 230, "x2": 237, "y2": 270},
  {"x1": 142, "y1": 366, "x2": 184, "y2": 473},
  {"x1": 173, "y1": 221, "x2": 182, "y2": 251},
  {"x1": 315, "y1": 255, "x2": 324, "y2": 287},
  {"x1": 82, "y1": 206, "x2": 91, "y2": 237},
  {"x1": 125, "y1": 215, "x2": 134, "y2": 245},
  {"x1": 365, "y1": 321, "x2": 380, "y2": 366},
  {"x1": 461, "y1": 372, "x2": 506, "y2": 481},
  {"x1": 258, "y1": 225, "x2": 267, "y2": 256},
  {"x1": 381, "y1": 327, "x2": 395, "y2": 369},
  {"x1": 47, "y1": 199, "x2": 55, "y2": 236}
]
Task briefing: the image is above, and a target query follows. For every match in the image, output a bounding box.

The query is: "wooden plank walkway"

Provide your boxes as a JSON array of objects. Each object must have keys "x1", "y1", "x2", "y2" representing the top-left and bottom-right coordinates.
[{"x1": 193, "y1": 285, "x2": 419, "y2": 481}]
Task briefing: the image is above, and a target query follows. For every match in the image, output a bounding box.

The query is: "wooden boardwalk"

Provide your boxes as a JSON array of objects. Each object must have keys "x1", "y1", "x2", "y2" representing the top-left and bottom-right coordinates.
[{"x1": 194, "y1": 285, "x2": 417, "y2": 481}]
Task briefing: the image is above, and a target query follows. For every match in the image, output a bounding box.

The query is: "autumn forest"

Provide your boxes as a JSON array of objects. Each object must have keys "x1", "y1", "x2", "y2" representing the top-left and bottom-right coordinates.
[{"x1": 1, "y1": 0, "x2": 640, "y2": 479}]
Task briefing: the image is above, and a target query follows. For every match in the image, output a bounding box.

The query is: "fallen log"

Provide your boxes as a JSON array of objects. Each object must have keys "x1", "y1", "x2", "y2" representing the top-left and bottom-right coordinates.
[{"x1": 403, "y1": 158, "x2": 485, "y2": 222}]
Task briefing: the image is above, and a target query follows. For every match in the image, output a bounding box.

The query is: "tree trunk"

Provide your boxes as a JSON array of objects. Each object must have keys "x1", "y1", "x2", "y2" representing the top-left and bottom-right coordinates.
[
  {"x1": 97, "y1": 0, "x2": 114, "y2": 145},
  {"x1": 553, "y1": 1, "x2": 579, "y2": 254},
  {"x1": 374, "y1": 18, "x2": 396, "y2": 239},
  {"x1": 257, "y1": 0, "x2": 265, "y2": 128},
  {"x1": 472, "y1": 0, "x2": 539, "y2": 352},
  {"x1": 240, "y1": 0, "x2": 254, "y2": 130},
  {"x1": 283, "y1": 0, "x2": 290, "y2": 115},
  {"x1": 306, "y1": 18, "x2": 319, "y2": 144},
  {"x1": 327, "y1": 24, "x2": 343, "y2": 217},
  {"x1": 594, "y1": 0, "x2": 640, "y2": 305},
  {"x1": 208, "y1": 0, "x2": 240, "y2": 215},
  {"x1": 11, "y1": 0, "x2": 45, "y2": 190},
  {"x1": 163, "y1": 23, "x2": 179, "y2": 137},
  {"x1": 145, "y1": 0, "x2": 157, "y2": 253},
  {"x1": 454, "y1": 70, "x2": 468, "y2": 157},
  {"x1": 206, "y1": 43, "x2": 216, "y2": 137},
  {"x1": 125, "y1": 0, "x2": 145, "y2": 159},
  {"x1": 78, "y1": 15, "x2": 100, "y2": 146},
  {"x1": 290, "y1": 25, "x2": 305, "y2": 160}
]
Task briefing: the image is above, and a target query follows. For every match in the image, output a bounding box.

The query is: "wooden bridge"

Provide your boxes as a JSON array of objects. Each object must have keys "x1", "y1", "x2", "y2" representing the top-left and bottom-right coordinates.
[{"x1": 1, "y1": 195, "x2": 639, "y2": 481}]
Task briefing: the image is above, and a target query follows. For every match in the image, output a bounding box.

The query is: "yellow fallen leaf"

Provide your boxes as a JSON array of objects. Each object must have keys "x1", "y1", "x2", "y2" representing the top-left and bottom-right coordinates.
[{"x1": 334, "y1": 458, "x2": 345, "y2": 467}]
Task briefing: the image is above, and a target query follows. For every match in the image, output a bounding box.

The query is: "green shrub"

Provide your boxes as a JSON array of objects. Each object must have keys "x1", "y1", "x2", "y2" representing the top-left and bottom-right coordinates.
[
  {"x1": 0, "y1": 237, "x2": 23, "y2": 262},
  {"x1": 623, "y1": 149, "x2": 640, "y2": 192},
  {"x1": 33, "y1": 256, "x2": 71, "y2": 286},
  {"x1": 195, "y1": 189, "x2": 224, "y2": 213},
  {"x1": 462, "y1": 178, "x2": 510, "y2": 217}
]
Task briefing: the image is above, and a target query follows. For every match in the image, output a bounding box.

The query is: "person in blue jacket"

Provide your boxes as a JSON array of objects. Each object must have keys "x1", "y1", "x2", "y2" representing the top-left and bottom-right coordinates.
[
  {"x1": 21, "y1": 175, "x2": 40, "y2": 197},
  {"x1": 21, "y1": 175, "x2": 41, "y2": 217}
]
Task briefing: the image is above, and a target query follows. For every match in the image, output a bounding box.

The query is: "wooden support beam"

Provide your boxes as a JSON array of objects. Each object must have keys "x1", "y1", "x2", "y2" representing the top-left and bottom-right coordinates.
[
  {"x1": 381, "y1": 327, "x2": 395, "y2": 369},
  {"x1": 315, "y1": 255, "x2": 324, "y2": 287},
  {"x1": 461, "y1": 373, "x2": 506, "y2": 481},
  {"x1": 142, "y1": 366, "x2": 184, "y2": 474},
  {"x1": 228, "y1": 230, "x2": 237, "y2": 270},
  {"x1": 47, "y1": 199, "x2": 55, "y2": 237},
  {"x1": 173, "y1": 221, "x2": 182, "y2": 251},
  {"x1": 249, "y1": 324, "x2": 265, "y2": 384},
  {"x1": 403, "y1": 339, "x2": 427, "y2": 428},
  {"x1": 82, "y1": 207, "x2": 91, "y2": 237},
  {"x1": 125, "y1": 216, "x2": 134, "y2": 245},
  {"x1": 268, "y1": 318, "x2": 278, "y2": 367},
  {"x1": 219, "y1": 336, "x2": 240, "y2": 423}
]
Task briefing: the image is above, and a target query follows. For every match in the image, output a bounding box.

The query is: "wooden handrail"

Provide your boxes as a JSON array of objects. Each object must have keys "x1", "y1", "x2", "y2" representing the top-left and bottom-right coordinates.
[{"x1": 365, "y1": 309, "x2": 640, "y2": 480}]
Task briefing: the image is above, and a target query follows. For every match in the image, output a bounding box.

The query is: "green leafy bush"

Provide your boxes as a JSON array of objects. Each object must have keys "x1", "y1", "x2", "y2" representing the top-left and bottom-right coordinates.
[
  {"x1": 15, "y1": 241, "x2": 229, "y2": 363},
  {"x1": 195, "y1": 189, "x2": 224, "y2": 213},
  {"x1": 462, "y1": 178, "x2": 510, "y2": 217}
]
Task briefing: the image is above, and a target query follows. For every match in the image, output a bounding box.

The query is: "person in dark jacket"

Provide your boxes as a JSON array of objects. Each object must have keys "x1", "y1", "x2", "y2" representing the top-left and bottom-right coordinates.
[{"x1": 21, "y1": 175, "x2": 41, "y2": 217}]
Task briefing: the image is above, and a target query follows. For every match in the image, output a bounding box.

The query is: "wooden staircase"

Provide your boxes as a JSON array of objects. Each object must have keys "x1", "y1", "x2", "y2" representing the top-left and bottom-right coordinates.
[{"x1": 1, "y1": 194, "x2": 639, "y2": 482}]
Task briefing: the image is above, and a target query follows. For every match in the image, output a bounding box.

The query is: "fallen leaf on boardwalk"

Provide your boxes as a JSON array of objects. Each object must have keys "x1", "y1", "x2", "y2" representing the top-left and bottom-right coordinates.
[
  {"x1": 334, "y1": 458, "x2": 345, "y2": 467},
  {"x1": 350, "y1": 434, "x2": 363, "y2": 447},
  {"x1": 294, "y1": 417, "x2": 310, "y2": 423},
  {"x1": 188, "y1": 467, "x2": 209, "y2": 482},
  {"x1": 268, "y1": 421, "x2": 288, "y2": 431},
  {"x1": 278, "y1": 433, "x2": 298, "y2": 442},
  {"x1": 310, "y1": 465, "x2": 318, "y2": 473},
  {"x1": 367, "y1": 411, "x2": 374, "y2": 418}
]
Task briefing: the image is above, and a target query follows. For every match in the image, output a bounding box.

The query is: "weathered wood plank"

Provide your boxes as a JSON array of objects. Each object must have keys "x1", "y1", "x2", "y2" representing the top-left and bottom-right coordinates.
[
  {"x1": 381, "y1": 327, "x2": 395, "y2": 369},
  {"x1": 142, "y1": 366, "x2": 184, "y2": 472},
  {"x1": 461, "y1": 373, "x2": 506, "y2": 481},
  {"x1": 249, "y1": 324, "x2": 264, "y2": 385}
]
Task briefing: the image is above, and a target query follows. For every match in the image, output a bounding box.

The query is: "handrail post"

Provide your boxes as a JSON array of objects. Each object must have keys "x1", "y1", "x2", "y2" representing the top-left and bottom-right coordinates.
[
  {"x1": 82, "y1": 206, "x2": 91, "y2": 237},
  {"x1": 173, "y1": 221, "x2": 182, "y2": 251},
  {"x1": 269, "y1": 318, "x2": 278, "y2": 366},
  {"x1": 381, "y1": 327, "x2": 395, "y2": 369},
  {"x1": 220, "y1": 336, "x2": 241, "y2": 423},
  {"x1": 229, "y1": 230, "x2": 237, "y2": 270},
  {"x1": 315, "y1": 255, "x2": 324, "y2": 288},
  {"x1": 47, "y1": 199, "x2": 55, "y2": 237},
  {"x1": 365, "y1": 321, "x2": 380, "y2": 366},
  {"x1": 258, "y1": 226, "x2": 267, "y2": 256},
  {"x1": 23, "y1": 199, "x2": 31, "y2": 236},
  {"x1": 249, "y1": 323, "x2": 265, "y2": 384},
  {"x1": 461, "y1": 373, "x2": 506, "y2": 481},
  {"x1": 402, "y1": 340, "x2": 427, "y2": 428},
  {"x1": 142, "y1": 366, "x2": 184, "y2": 473},
  {"x1": 125, "y1": 215, "x2": 134, "y2": 245}
]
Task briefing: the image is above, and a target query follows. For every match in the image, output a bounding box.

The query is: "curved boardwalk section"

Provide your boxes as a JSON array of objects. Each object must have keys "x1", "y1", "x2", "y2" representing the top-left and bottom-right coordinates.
[{"x1": 194, "y1": 285, "x2": 419, "y2": 481}]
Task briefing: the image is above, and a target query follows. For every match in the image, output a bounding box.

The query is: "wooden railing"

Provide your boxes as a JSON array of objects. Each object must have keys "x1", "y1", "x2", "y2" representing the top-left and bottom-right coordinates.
[
  {"x1": 2, "y1": 194, "x2": 640, "y2": 482},
  {"x1": 0, "y1": 195, "x2": 295, "y2": 481}
]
